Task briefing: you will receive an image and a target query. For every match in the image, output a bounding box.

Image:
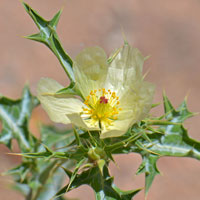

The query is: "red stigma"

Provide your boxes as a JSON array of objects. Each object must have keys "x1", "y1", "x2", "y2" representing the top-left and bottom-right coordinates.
[{"x1": 100, "y1": 96, "x2": 108, "y2": 104}]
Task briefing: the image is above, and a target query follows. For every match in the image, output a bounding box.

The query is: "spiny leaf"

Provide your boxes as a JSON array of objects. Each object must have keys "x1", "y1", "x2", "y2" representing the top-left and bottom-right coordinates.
[
  {"x1": 0, "y1": 86, "x2": 39, "y2": 152},
  {"x1": 163, "y1": 94, "x2": 196, "y2": 122},
  {"x1": 49, "y1": 9, "x2": 63, "y2": 29},
  {"x1": 31, "y1": 160, "x2": 69, "y2": 200},
  {"x1": 163, "y1": 93, "x2": 174, "y2": 115},
  {"x1": 136, "y1": 154, "x2": 159, "y2": 196},
  {"x1": 14, "y1": 151, "x2": 52, "y2": 159},
  {"x1": 65, "y1": 158, "x2": 86, "y2": 193},
  {"x1": 18, "y1": 151, "x2": 69, "y2": 159},
  {"x1": 137, "y1": 95, "x2": 199, "y2": 196},
  {"x1": 3, "y1": 162, "x2": 31, "y2": 182},
  {"x1": 40, "y1": 125, "x2": 74, "y2": 149},
  {"x1": 55, "y1": 81, "x2": 82, "y2": 98},
  {"x1": 109, "y1": 94, "x2": 199, "y2": 197},
  {"x1": 22, "y1": 2, "x2": 74, "y2": 82},
  {"x1": 12, "y1": 182, "x2": 30, "y2": 196},
  {"x1": 55, "y1": 166, "x2": 140, "y2": 200},
  {"x1": 147, "y1": 125, "x2": 200, "y2": 159},
  {"x1": 112, "y1": 185, "x2": 141, "y2": 200}
]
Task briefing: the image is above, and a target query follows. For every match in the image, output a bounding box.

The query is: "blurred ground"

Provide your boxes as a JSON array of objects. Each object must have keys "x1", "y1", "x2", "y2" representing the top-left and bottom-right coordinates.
[{"x1": 0, "y1": 0, "x2": 200, "y2": 199}]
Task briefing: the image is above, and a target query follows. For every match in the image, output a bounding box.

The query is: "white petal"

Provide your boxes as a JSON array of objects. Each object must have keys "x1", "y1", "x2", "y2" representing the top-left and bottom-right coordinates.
[
  {"x1": 105, "y1": 44, "x2": 155, "y2": 127},
  {"x1": 73, "y1": 65, "x2": 101, "y2": 99},
  {"x1": 105, "y1": 44, "x2": 144, "y2": 92},
  {"x1": 100, "y1": 118, "x2": 133, "y2": 139},
  {"x1": 73, "y1": 47, "x2": 108, "y2": 98},
  {"x1": 66, "y1": 113, "x2": 99, "y2": 131},
  {"x1": 117, "y1": 81, "x2": 155, "y2": 125},
  {"x1": 100, "y1": 129, "x2": 125, "y2": 139},
  {"x1": 109, "y1": 44, "x2": 144, "y2": 73},
  {"x1": 75, "y1": 47, "x2": 108, "y2": 81},
  {"x1": 37, "y1": 78, "x2": 84, "y2": 124},
  {"x1": 134, "y1": 81, "x2": 155, "y2": 121}
]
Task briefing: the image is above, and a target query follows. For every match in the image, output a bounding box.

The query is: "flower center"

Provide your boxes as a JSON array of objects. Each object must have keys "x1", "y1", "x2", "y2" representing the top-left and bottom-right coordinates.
[{"x1": 81, "y1": 88, "x2": 122, "y2": 128}]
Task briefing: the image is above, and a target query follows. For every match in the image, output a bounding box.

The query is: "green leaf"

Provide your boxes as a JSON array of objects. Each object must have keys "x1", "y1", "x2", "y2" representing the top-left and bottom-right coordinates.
[
  {"x1": 146, "y1": 125, "x2": 200, "y2": 158},
  {"x1": 163, "y1": 94, "x2": 195, "y2": 122},
  {"x1": 135, "y1": 95, "x2": 199, "y2": 195},
  {"x1": 136, "y1": 154, "x2": 159, "y2": 196},
  {"x1": 3, "y1": 162, "x2": 31, "y2": 182},
  {"x1": 18, "y1": 140, "x2": 87, "y2": 161},
  {"x1": 0, "y1": 86, "x2": 39, "y2": 152},
  {"x1": 30, "y1": 160, "x2": 59, "y2": 200},
  {"x1": 19, "y1": 150, "x2": 69, "y2": 159},
  {"x1": 62, "y1": 158, "x2": 86, "y2": 193},
  {"x1": 22, "y1": 2, "x2": 75, "y2": 82},
  {"x1": 0, "y1": 88, "x2": 76, "y2": 199},
  {"x1": 106, "y1": 94, "x2": 199, "y2": 197},
  {"x1": 55, "y1": 166, "x2": 141, "y2": 200},
  {"x1": 31, "y1": 160, "x2": 74, "y2": 200},
  {"x1": 12, "y1": 182, "x2": 30, "y2": 196},
  {"x1": 112, "y1": 185, "x2": 141, "y2": 200},
  {"x1": 38, "y1": 160, "x2": 57, "y2": 184},
  {"x1": 147, "y1": 95, "x2": 200, "y2": 159},
  {"x1": 10, "y1": 156, "x2": 73, "y2": 199},
  {"x1": 40, "y1": 125, "x2": 75, "y2": 149},
  {"x1": 55, "y1": 82, "x2": 82, "y2": 98}
]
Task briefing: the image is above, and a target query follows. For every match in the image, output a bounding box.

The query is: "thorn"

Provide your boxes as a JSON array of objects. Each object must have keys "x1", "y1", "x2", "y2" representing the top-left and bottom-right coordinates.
[
  {"x1": 42, "y1": 143, "x2": 53, "y2": 153},
  {"x1": 143, "y1": 68, "x2": 150, "y2": 79},
  {"x1": 61, "y1": 0, "x2": 67, "y2": 11},
  {"x1": 184, "y1": 90, "x2": 191, "y2": 102},
  {"x1": 120, "y1": 25, "x2": 128, "y2": 45},
  {"x1": 151, "y1": 102, "x2": 161, "y2": 108},
  {"x1": 162, "y1": 90, "x2": 166, "y2": 97},
  {"x1": 23, "y1": 35, "x2": 30, "y2": 39},
  {"x1": 60, "y1": 6, "x2": 64, "y2": 13},
  {"x1": 144, "y1": 55, "x2": 151, "y2": 61},
  {"x1": 6, "y1": 153, "x2": 22, "y2": 156},
  {"x1": 192, "y1": 112, "x2": 200, "y2": 117},
  {"x1": 113, "y1": 159, "x2": 120, "y2": 169},
  {"x1": 24, "y1": 80, "x2": 30, "y2": 87}
]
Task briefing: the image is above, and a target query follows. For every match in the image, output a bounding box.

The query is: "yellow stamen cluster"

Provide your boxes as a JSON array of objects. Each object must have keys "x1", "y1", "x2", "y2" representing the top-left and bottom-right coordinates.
[{"x1": 81, "y1": 88, "x2": 122, "y2": 128}]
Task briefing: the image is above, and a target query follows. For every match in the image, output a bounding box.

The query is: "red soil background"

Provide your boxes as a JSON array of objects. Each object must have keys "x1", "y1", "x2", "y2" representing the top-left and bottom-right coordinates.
[{"x1": 0, "y1": 0, "x2": 200, "y2": 199}]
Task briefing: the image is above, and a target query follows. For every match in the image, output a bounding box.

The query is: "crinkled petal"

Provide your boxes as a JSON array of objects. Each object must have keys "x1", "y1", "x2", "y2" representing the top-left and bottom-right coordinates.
[
  {"x1": 135, "y1": 81, "x2": 155, "y2": 121},
  {"x1": 75, "y1": 46, "x2": 108, "y2": 81},
  {"x1": 118, "y1": 81, "x2": 155, "y2": 126},
  {"x1": 66, "y1": 113, "x2": 99, "y2": 131},
  {"x1": 100, "y1": 118, "x2": 133, "y2": 139},
  {"x1": 37, "y1": 78, "x2": 84, "y2": 124},
  {"x1": 73, "y1": 47, "x2": 108, "y2": 98},
  {"x1": 105, "y1": 44, "x2": 144, "y2": 92},
  {"x1": 101, "y1": 129, "x2": 125, "y2": 139},
  {"x1": 73, "y1": 65, "x2": 100, "y2": 99},
  {"x1": 104, "y1": 43, "x2": 155, "y2": 129}
]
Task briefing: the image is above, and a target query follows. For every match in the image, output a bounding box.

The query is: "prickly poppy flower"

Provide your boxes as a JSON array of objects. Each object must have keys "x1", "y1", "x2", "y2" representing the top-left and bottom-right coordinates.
[{"x1": 37, "y1": 43, "x2": 155, "y2": 138}]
